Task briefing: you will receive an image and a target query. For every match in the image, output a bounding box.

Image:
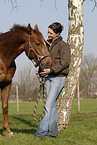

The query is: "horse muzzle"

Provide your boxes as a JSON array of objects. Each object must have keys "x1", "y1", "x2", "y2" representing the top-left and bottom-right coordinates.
[{"x1": 38, "y1": 56, "x2": 52, "y2": 72}]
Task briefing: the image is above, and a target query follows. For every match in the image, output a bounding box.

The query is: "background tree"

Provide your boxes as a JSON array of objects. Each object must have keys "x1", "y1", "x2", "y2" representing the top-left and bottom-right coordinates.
[
  {"x1": 9, "y1": 66, "x2": 40, "y2": 101},
  {"x1": 79, "y1": 54, "x2": 97, "y2": 98},
  {"x1": 17, "y1": 66, "x2": 40, "y2": 101}
]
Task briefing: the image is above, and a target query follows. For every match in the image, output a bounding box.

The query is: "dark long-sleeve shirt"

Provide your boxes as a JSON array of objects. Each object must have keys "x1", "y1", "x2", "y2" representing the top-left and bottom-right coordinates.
[{"x1": 46, "y1": 36, "x2": 70, "y2": 77}]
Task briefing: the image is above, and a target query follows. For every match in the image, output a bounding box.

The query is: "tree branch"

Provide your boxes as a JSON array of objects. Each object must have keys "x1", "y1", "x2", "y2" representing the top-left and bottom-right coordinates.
[
  {"x1": 91, "y1": 0, "x2": 97, "y2": 12},
  {"x1": 4, "y1": 0, "x2": 17, "y2": 9}
]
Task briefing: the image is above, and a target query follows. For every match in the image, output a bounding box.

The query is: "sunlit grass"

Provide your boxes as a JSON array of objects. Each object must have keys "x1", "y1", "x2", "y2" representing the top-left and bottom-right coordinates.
[{"x1": 0, "y1": 98, "x2": 97, "y2": 145}]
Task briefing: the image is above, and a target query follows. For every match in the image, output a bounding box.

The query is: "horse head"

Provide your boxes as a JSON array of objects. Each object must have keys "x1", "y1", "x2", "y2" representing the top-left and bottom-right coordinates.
[{"x1": 25, "y1": 24, "x2": 52, "y2": 71}]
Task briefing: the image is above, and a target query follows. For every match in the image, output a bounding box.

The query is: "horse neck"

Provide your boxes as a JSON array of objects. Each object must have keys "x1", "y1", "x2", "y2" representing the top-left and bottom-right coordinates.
[
  {"x1": 7, "y1": 43, "x2": 26, "y2": 67},
  {"x1": 0, "y1": 31, "x2": 28, "y2": 67}
]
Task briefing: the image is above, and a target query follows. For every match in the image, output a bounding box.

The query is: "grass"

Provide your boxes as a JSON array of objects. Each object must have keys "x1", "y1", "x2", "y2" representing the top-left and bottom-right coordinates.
[{"x1": 0, "y1": 98, "x2": 97, "y2": 145}]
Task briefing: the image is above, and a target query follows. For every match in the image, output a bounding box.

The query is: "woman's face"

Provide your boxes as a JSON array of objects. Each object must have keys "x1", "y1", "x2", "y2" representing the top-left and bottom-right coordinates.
[{"x1": 47, "y1": 28, "x2": 59, "y2": 40}]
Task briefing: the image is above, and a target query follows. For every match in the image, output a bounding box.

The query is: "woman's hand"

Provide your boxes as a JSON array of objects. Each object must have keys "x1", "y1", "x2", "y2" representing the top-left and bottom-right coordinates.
[{"x1": 39, "y1": 69, "x2": 51, "y2": 77}]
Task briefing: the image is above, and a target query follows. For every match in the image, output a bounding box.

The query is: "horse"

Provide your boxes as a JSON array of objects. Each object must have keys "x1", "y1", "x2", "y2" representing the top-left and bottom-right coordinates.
[{"x1": 0, "y1": 23, "x2": 52, "y2": 136}]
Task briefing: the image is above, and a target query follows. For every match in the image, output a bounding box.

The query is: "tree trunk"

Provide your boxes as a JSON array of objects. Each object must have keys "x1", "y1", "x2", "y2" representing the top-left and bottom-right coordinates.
[{"x1": 57, "y1": 0, "x2": 84, "y2": 130}]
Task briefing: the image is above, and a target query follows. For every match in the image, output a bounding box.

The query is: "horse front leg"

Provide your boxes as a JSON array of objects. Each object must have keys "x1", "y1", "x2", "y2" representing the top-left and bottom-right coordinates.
[{"x1": 1, "y1": 81, "x2": 13, "y2": 135}]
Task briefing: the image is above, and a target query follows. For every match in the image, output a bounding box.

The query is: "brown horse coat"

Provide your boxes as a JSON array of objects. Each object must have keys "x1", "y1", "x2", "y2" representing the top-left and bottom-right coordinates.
[{"x1": 0, "y1": 24, "x2": 52, "y2": 135}]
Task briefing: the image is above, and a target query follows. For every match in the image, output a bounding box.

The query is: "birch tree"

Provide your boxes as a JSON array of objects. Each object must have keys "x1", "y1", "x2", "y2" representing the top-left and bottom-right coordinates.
[
  {"x1": 57, "y1": 0, "x2": 97, "y2": 131},
  {"x1": 57, "y1": 0, "x2": 84, "y2": 130}
]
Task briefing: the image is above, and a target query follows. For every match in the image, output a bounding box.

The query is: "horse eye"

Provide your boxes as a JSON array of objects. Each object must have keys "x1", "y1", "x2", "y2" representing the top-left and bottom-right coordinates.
[{"x1": 36, "y1": 42, "x2": 40, "y2": 46}]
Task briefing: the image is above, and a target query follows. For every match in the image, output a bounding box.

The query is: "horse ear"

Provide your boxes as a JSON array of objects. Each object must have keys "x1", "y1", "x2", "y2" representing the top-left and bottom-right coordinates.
[
  {"x1": 28, "y1": 23, "x2": 33, "y2": 34},
  {"x1": 34, "y1": 24, "x2": 39, "y2": 31}
]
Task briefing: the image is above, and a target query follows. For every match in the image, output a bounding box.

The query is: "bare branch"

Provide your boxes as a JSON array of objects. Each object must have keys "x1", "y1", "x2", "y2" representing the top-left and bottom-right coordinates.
[
  {"x1": 4, "y1": 0, "x2": 17, "y2": 9},
  {"x1": 91, "y1": 0, "x2": 97, "y2": 12},
  {"x1": 39, "y1": 0, "x2": 57, "y2": 10},
  {"x1": 54, "y1": 0, "x2": 57, "y2": 10},
  {"x1": 40, "y1": 0, "x2": 44, "y2": 7}
]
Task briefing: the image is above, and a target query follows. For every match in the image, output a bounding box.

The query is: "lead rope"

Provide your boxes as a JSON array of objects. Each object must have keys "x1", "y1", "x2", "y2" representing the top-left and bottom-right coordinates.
[{"x1": 33, "y1": 66, "x2": 47, "y2": 122}]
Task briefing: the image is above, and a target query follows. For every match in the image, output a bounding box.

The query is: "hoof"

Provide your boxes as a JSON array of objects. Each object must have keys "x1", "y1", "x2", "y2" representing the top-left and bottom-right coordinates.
[{"x1": 5, "y1": 132, "x2": 14, "y2": 137}]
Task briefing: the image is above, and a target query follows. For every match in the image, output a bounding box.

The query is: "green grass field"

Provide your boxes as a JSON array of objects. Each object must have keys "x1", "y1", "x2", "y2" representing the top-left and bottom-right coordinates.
[{"x1": 0, "y1": 98, "x2": 97, "y2": 145}]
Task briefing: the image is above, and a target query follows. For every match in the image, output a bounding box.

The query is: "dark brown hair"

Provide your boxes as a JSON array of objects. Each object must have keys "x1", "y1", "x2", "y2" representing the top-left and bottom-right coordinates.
[{"x1": 48, "y1": 22, "x2": 64, "y2": 34}]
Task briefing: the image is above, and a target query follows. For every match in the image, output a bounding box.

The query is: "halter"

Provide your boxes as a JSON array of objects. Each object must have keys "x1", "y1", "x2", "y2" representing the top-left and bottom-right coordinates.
[{"x1": 28, "y1": 35, "x2": 50, "y2": 67}]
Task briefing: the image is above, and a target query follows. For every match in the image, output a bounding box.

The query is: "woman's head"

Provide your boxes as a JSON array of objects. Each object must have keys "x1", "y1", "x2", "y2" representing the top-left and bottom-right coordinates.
[
  {"x1": 48, "y1": 22, "x2": 64, "y2": 40},
  {"x1": 48, "y1": 22, "x2": 64, "y2": 34}
]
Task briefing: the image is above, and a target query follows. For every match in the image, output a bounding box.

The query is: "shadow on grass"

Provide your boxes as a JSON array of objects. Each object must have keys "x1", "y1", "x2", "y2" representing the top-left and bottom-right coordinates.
[
  {"x1": 12, "y1": 115, "x2": 39, "y2": 134},
  {"x1": 0, "y1": 128, "x2": 36, "y2": 135},
  {"x1": 11, "y1": 128, "x2": 36, "y2": 134},
  {"x1": 71, "y1": 111, "x2": 97, "y2": 116},
  {"x1": 0, "y1": 114, "x2": 40, "y2": 135},
  {"x1": 12, "y1": 115, "x2": 38, "y2": 127}
]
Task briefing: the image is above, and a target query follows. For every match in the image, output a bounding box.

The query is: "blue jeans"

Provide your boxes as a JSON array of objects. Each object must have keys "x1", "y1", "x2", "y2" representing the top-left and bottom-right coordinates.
[{"x1": 35, "y1": 76, "x2": 66, "y2": 137}]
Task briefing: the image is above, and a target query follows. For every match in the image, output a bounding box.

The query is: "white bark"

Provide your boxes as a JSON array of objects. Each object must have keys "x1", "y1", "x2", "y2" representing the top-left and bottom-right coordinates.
[{"x1": 57, "y1": 0, "x2": 84, "y2": 130}]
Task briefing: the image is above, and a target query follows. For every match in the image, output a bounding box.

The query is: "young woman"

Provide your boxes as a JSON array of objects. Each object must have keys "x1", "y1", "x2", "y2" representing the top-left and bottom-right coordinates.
[{"x1": 35, "y1": 22, "x2": 70, "y2": 138}]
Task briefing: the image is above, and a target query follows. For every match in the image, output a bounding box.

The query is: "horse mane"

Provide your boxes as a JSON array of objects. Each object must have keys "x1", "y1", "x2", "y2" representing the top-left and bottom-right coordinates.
[
  {"x1": 0, "y1": 24, "x2": 43, "y2": 44},
  {"x1": 10, "y1": 24, "x2": 29, "y2": 34},
  {"x1": 0, "y1": 25, "x2": 30, "y2": 45}
]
